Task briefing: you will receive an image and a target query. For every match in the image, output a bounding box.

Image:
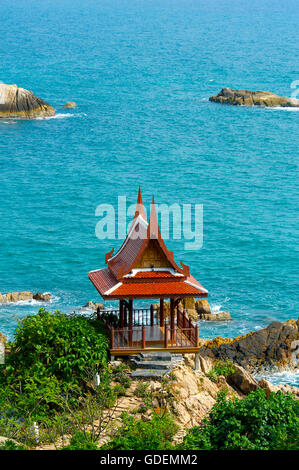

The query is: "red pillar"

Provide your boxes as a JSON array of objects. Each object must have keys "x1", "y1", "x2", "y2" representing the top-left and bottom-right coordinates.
[{"x1": 160, "y1": 298, "x2": 164, "y2": 327}]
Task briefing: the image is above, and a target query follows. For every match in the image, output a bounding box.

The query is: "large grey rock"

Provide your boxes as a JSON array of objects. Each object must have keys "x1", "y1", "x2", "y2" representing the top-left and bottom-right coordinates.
[
  {"x1": 226, "y1": 364, "x2": 258, "y2": 394},
  {"x1": 0, "y1": 84, "x2": 55, "y2": 118},
  {"x1": 200, "y1": 320, "x2": 299, "y2": 371},
  {"x1": 209, "y1": 88, "x2": 299, "y2": 107}
]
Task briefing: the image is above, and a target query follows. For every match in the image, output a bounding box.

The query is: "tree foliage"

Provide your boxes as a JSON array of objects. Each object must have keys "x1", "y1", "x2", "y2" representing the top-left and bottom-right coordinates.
[
  {"x1": 180, "y1": 388, "x2": 299, "y2": 450},
  {"x1": 101, "y1": 412, "x2": 178, "y2": 450}
]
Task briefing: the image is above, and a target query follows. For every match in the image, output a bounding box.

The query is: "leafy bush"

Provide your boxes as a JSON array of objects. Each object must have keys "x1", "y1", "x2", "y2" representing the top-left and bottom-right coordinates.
[
  {"x1": 207, "y1": 360, "x2": 235, "y2": 382},
  {"x1": 112, "y1": 363, "x2": 132, "y2": 389},
  {"x1": 62, "y1": 431, "x2": 99, "y2": 450},
  {"x1": 0, "y1": 309, "x2": 110, "y2": 425},
  {"x1": 7, "y1": 309, "x2": 109, "y2": 383},
  {"x1": 102, "y1": 412, "x2": 178, "y2": 450},
  {"x1": 180, "y1": 389, "x2": 299, "y2": 450},
  {"x1": 0, "y1": 439, "x2": 27, "y2": 450}
]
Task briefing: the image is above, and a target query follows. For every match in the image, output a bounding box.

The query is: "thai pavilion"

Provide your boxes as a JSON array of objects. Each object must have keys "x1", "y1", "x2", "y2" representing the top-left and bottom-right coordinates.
[{"x1": 88, "y1": 188, "x2": 208, "y2": 356}]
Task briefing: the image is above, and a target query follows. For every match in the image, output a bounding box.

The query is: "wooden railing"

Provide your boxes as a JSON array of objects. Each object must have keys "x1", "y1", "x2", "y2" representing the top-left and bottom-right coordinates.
[
  {"x1": 176, "y1": 309, "x2": 199, "y2": 347},
  {"x1": 112, "y1": 326, "x2": 146, "y2": 349},
  {"x1": 97, "y1": 307, "x2": 158, "y2": 327},
  {"x1": 100, "y1": 306, "x2": 199, "y2": 350}
]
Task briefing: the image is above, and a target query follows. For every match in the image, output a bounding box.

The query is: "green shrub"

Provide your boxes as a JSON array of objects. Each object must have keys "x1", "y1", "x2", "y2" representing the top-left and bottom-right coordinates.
[
  {"x1": 0, "y1": 440, "x2": 27, "y2": 450},
  {"x1": 7, "y1": 309, "x2": 109, "y2": 383},
  {"x1": 112, "y1": 363, "x2": 132, "y2": 389},
  {"x1": 63, "y1": 431, "x2": 98, "y2": 450},
  {"x1": 0, "y1": 309, "x2": 110, "y2": 424},
  {"x1": 102, "y1": 412, "x2": 178, "y2": 450},
  {"x1": 207, "y1": 360, "x2": 235, "y2": 382},
  {"x1": 180, "y1": 389, "x2": 299, "y2": 450}
]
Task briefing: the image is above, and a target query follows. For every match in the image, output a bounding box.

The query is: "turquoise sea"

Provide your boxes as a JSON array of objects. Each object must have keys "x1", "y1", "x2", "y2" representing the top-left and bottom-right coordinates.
[{"x1": 0, "y1": 1, "x2": 298, "y2": 384}]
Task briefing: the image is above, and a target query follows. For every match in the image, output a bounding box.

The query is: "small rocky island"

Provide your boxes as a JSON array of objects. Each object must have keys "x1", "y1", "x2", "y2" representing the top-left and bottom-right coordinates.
[
  {"x1": 0, "y1": 84, "x2": 55, "y2": 118},
  {"x1": 209, "y1": 88, "x2": 299, "y2": 107},
  {"x1": 0, "y1": 291, "x2": 51, "y2": 303}
]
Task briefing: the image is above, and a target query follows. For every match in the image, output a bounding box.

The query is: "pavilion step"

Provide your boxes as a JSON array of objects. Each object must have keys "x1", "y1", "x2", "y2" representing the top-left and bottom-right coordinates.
[
  {"x1": 131, "y1": 352, "x2": 172, "y2": 362},
  {"x1": 131, "y1": 359, "x2": 171, "y2": 370},
  {"x1": 131, "y1": 369, "x2": 169, "y2": 379}
]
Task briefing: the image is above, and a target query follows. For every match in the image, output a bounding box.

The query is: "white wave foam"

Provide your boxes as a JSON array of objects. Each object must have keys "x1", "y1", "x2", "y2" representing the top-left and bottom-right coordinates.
[
  {"x1": 211, "y1": 304, "x2": 222, "y2": 313},
  {"x1": 35, "y1": 112, "x2": 87, "y2": 120},
  {"x1": 256, "y1": 370, "x2": 299, "y2": 387},
  {"x1": 265, "y1": 107, "x2": 299, "y2": 112}
]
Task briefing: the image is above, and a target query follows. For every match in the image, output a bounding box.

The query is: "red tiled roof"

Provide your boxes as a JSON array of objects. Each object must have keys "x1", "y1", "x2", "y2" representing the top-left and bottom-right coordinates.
[
  {"x1": 108, "y1": 220, "x2": 147, "y2": 278},
  {"x1": 110, "y1": 280, "x2": 207, "y2": 297},
  {"x1": 133, "y1": 271, "x2": 176, "y2": 279},
  {"x1": 88, "y1": 268, "x2": 118, "y2": 296}
]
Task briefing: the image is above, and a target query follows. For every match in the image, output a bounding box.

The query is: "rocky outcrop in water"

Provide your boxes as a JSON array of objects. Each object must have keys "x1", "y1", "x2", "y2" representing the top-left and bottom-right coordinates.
[
  {"x1": 209, "y1": 88, "x2": 299, "y2": 107},
  {"x1": 200, "y1": 319, "x2": 299, "y2": 371},
  {"x1": 0, "y1": 291, "x2": 51, "y2": 303},
  {"x1": 63, "y1": 101, "x2": 76, "y2": 109},
  {"x1": 0, "y1": 84, "x2": 55, "y2": 118},
  {"x1": 83, "y1": 301, "x2": 105, "y2": 310}
]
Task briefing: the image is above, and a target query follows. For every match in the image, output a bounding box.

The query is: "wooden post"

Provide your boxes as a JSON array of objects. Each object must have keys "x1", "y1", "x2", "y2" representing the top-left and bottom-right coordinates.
[
  {"x1": 164, "y1": 326, "x2": 168, "y2": 348},
  {"x1": 128, "y1": 299, "x2": 133, "y2": 345},
  {"x1": 160, "y1": 298, "x2": 164, "y2": 327},
  {"x1": 188, "y1": 317, "x2": 193, "y2": 341},
  {"x1": 142, "y1": 326, "x2": 146, "y2": 349},
  {"x1": 111, "y1": 327, "x2": 115, "y2": 349},
  {"x1": 96, "y1": 306, "x2": 101, "y2": 320},
  {"x1": 170, "y1": 298, "x2": 175, "y2": 342},
  {"x1": 120, "y1": 300, "x2": 124, "y2": 328},
  {"x1": 150, "y1": 304, "x2": 154, "y2": 326},
  {"x1": 195, "y1": 325, "x2": 199, "y2": 347}
]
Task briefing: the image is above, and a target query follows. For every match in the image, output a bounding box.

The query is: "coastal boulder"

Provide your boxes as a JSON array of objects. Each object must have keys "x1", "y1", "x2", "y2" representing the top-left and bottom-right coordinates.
[
  {"x1": 226, "y1": 364, "x2": 259, "y2": 394},
  {"x1": 83, "y1": 301, "x2": 105, "y2": 311},
  {"x1": 200, "y1": 319, "x2": 299, "y2": 371},
  {"x1": 199, "y1": 311, "x2": 232, "y2": 321},
  {"x1": 63, "y1": 101, "x2": 76, "y2": 109},
  {"x1": 209, "y1": 88, "x2": 299, "y2": 107},
  {"x1": 195, "y1": 299, "x2": 211, "y2": 314},
  {"x1": 33, "y1": 293, "x2": 51, "y2": 302},
  {"x1": 0, "y1": 84, "x2": 55, "y2": 118},
  {"x1": 0, "y1": 291, "x2": 51, "y2": 303}
]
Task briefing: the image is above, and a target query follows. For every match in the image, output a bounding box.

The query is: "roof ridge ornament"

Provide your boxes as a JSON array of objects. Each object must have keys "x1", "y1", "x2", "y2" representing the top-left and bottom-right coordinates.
[{"x1": 135, "y1": 186, "x2": 147, "y2": 221}]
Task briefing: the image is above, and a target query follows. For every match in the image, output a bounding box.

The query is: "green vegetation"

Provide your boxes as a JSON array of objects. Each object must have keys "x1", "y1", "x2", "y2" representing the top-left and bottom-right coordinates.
[
  {"x1": 0, "y1": 308, "x2": 113, "y2": 447},
  {"x1": 1, "y1": 308, "x2": 298, "y2": 451},
  {"x1": 207, "y1": 360, "x2": 235, "y2": 382},
  {"x1": 63, "y1": 431, "x2": 99, "y2": 450},
  {"x1": 0, "y1": 440, "x2": 27, "y2": 450},
  {"x1": 179, "y1": 388, "x2": 299, "y2": 450},
  {"x1": 101, "y1": 412, "x2": 178, "y2": 450}
]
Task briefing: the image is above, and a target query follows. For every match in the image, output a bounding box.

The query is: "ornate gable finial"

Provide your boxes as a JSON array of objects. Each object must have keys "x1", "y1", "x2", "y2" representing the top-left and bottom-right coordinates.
[
  {"x1": 135, "y1": 186, "x2": 147, "y2": 221},
  {"x1": 148, "y1": 195, "x2": 160, "y2": 239}
]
